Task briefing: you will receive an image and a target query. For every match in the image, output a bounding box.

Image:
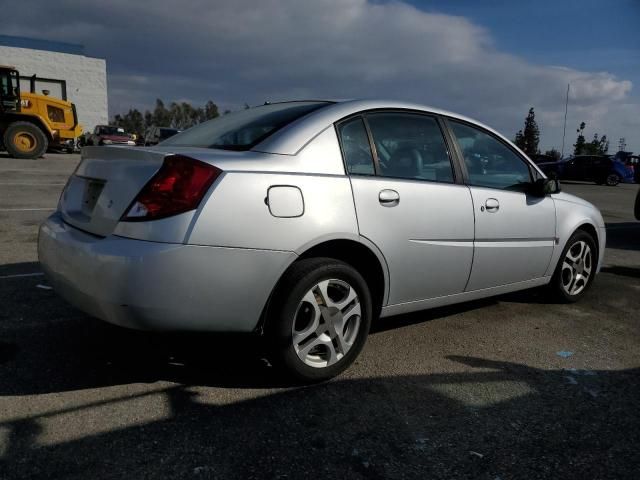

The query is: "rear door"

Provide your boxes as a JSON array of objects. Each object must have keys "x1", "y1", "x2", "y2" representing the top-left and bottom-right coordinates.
[
  {"x1": 446, "y1": 119, "x2": 556, "y2": 291},
  {"x1": 337, "y1": 111, "x2": 474, "y2": 305}
]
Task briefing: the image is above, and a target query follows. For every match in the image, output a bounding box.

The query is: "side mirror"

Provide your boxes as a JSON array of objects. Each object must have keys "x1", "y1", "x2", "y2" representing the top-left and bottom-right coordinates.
[{"x1": 530, "y1": 178, "x2": 561, "y2": 196}]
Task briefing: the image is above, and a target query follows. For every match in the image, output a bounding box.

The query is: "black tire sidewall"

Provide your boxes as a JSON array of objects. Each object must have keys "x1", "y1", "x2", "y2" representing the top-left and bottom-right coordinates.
[
  {"x1": 267, "y1": 258, "x2": 372, "y2": 382},
  {"x1": 4, "y1": 122, "x2": 48, "y2": 159},
  {"x1": 550, "y1": 230, "x2": 598, "y2": 302},
  {"x1": 606, "y1": 173, "x2": 620, "y2": 186}
]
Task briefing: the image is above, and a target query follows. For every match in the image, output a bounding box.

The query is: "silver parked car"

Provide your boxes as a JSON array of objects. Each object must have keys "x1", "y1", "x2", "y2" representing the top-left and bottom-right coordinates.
[{"x1": 38, "y1": 100, "x2": 606, "y2": 381}]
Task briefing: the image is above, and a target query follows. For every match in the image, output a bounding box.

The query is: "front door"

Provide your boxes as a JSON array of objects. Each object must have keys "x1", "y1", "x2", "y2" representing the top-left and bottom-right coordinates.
[
  {"x1": 447, "y1": 120, "x2": 556, "y2": 290},
  {"x1": 337, "y1": 112, "x2": 475, "y2": 305}
]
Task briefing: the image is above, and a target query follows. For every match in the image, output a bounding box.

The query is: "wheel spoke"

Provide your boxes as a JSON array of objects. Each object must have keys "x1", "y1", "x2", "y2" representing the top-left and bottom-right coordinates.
[
  {"x1": 566, "y1": 241, "x2": 583, "y2": 263},
  {"x1": 297, "y1": 335, "x2": 325, "y2": 359},
  {"x1": 334, "y1": 286, "x2": 358, "y2": 311},
  {"x1": 330, "y1": 321, "x2": 349, "y2": 356},
  {"x1": 315, "y1": 279, "x2": 332, "y2": 308},
  {"x1": 292, "y1": 291, "x2": 321, "y2": 346},
  {"x1": 325, "y1": 341, "x2": 339, "y2": 366},
  {"x1": 569, "y1": 274, "x2": 581, "y2": 294}
]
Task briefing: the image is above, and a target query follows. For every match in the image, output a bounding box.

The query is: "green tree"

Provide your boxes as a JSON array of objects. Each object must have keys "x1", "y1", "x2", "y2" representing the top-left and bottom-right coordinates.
[
  {"x1": 111, "y1": 98, "x2": 221, "y2": 132},
  {"x1": 583, "y1": 133, "x2": 610, "y2": 155},
  {"x1": 151, "y1": 99, "x2": 172, "y2": 127},
  {"x1": 514, "y1": 130, "x2": 525, "y2": 150},
  {"x1": 514, "y1": 107, "x2": 540, "y2": 156},
  {"x1": 573, "y1": 122, "x2": 586, "y2": 155},
  {"x1": 111, "y1": 108, "x2": 145, "y2": 136},
  {"x1": 204, "y1": 100, "x2": 219, "y2": 120},
  {"x1": 544, "y1": 148, "x2": 562, "y2": 161},
  {"x1": 573, "y1": 123, "x2": 609, "y2": 156}
]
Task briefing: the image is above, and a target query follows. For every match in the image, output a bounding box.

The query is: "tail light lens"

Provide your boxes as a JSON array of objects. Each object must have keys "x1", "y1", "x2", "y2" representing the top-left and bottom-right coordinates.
[{"x1": 121, "y1": 155, "x2": 221, "y2": 221}]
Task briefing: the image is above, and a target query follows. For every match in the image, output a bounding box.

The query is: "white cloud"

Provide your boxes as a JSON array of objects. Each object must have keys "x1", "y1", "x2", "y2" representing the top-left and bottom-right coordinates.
[{"x1": 5, "y1": 0, "x2": 638, "y2": 152}]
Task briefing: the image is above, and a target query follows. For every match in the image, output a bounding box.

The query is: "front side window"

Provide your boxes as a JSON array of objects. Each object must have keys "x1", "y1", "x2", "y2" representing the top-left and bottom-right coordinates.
[
  {"x1": 47, "y1": 105, "x2": 65, "y2": 123},
  {"x1": 366, "y1": 113, "x2": 454, "y2": 182},
  {"x1": 449, "y1": 120, "x2": 531, "y2": 190},
  {"x1": 162, "y1": 101, "x2": 331, "y2": 151},
  {"x1": 337, "y1": 117, "x2": 375, "y2": 175}
]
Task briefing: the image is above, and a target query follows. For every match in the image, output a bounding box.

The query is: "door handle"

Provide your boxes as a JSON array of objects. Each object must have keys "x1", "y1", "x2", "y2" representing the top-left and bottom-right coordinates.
[
  {"x1": 379, "y1": 189, "x2": 400, "y2": 207},
  {"x1": 484, "y1": 198, "x2": 499, "y2": 212}
]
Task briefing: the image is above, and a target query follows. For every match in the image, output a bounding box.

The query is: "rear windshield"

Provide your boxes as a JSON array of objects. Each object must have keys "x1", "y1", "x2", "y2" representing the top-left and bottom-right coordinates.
[
  {"x1": 161, "y1": 101, "x2": 331, "y2": 150},
  {"x1": 99, "y1": 126, "x2": 128, "y2": 136}
]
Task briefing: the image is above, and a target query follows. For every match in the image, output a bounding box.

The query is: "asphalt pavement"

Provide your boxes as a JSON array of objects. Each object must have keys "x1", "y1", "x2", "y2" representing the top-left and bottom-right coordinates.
[{"x1": 1, "y1": 153, "x2": 639, "y2": 479}]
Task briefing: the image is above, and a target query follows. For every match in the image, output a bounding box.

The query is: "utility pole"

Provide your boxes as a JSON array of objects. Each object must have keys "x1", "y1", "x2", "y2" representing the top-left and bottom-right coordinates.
[
  {"x1": 561, "y1": 83, "x2": 570, "y2": 158},
  {"x1": 618, "y1": 137, "x2": 626, "y2": 152}
]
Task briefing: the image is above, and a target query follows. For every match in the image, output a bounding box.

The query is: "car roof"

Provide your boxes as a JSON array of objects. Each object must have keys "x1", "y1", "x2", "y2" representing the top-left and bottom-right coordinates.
[{"x1": 254, "y1": 99, "x2": 515, "y2": 156}]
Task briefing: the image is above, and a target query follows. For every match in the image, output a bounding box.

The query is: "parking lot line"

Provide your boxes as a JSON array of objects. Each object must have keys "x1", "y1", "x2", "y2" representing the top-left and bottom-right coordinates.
[
  {"x1": 0, "y1": 208, "x2": 54, "y2": 212},
  {"x1": 0, "y1": 182, "x2": 65, "y2": 186}
]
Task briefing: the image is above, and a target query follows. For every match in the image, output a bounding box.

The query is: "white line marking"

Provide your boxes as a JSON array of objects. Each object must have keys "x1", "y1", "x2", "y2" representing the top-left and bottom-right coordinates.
[
  {"x1": 0, "y1": 182, "x2": 65, "y2": 186},
  {"x1": 0, "y1": 208, "x2": 54, "y2": 212},
  {"x1": 36, "y1": 284, "x2": 53, "y2": 290},
  {"x1": 0, "y1": 272, "x2": 44, "y2": 279}
]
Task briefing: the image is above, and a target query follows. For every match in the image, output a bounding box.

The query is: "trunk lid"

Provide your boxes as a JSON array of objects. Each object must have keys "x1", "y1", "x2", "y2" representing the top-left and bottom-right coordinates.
[{"x1": 59, "y1": 146, "x2": 167, "y2": 236}]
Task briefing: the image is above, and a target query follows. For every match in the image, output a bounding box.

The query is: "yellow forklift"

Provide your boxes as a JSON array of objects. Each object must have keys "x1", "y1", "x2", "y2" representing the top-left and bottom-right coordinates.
[{"x1": 0, "y1": 65, "x2": 83, "y2": 159}]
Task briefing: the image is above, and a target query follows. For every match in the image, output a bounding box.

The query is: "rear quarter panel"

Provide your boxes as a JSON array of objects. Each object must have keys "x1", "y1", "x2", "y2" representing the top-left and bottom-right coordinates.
[{"x1": 186, "y1": 172, "x2": 359, "y2": 252}]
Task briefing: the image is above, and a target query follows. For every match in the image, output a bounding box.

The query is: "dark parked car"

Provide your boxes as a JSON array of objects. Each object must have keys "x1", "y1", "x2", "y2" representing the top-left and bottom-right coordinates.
[
  {"x1": 88, "y1": 125, "x2": 135, "y2": 146},
  {"x1": 635, "y1": 189, "x2": 640, "y2": 220},
  {"x1": 143, "y1": 126, "x2": 181, "y2": 146},
  {"x1": 530, "y1": 154, "x2": 561, "y2": 178},
  {"x1": 558, "y1": 155, "x2": 634, "y2": 186}
]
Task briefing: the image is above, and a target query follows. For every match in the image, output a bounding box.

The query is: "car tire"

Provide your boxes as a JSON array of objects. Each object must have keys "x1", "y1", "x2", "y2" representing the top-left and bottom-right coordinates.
[
  {"x1": 266, "y1": 257, "x2": 372, "y2": 383},
  {"x1": 605, "y1": 173, "x2": 620, "y2": 186},
  {"x1": 548, "y1": 230, "x2": 597, "y2": 303},
  {"x1": 3, "y1": 121, "x2": 48, "y2": 159}
]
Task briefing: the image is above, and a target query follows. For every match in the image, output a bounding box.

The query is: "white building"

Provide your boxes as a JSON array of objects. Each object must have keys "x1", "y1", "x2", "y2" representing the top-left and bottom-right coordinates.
[{"x1": 0, "y1": 35, "x2": 108, "y2": 133}]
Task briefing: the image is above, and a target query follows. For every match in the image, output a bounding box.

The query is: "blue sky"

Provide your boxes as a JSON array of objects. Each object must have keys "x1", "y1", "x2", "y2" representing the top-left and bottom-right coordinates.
[
  {"x1": 5, "y1": 0, "x2": 639, "y2": 153},
  {"x1": 410, "y1": 0, "x2": 639, "y2": 84}
]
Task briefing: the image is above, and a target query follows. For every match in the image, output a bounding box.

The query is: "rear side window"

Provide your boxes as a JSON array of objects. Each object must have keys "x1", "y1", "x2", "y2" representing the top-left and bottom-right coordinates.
[
  {"x1": 366, "y1": 113, "x2": 454, "y2": 183},
  {"x1": 337, "y1": 117, "x2": 375, "y2": 175},
  {"x1": 162, "y1": 101, "x2": 330, "y2": 151},
  {"x1": 449, "y1": 120, "x2": 532, "y2": 190}
]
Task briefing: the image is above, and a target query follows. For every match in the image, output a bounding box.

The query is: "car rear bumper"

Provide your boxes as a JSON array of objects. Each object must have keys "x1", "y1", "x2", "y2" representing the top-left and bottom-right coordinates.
[{"x1": 38, "y1": 213, "x2": 295, "y2": 332}]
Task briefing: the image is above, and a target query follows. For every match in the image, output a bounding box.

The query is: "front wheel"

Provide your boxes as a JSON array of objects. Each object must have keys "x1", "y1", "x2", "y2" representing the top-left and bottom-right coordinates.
[
  {"x1": 267, "y1": 258, "x2": 372, "y2": 382},
  {"x1": 605, "y1": 173, "x2": 620, "y2": 186},
  {"x1": 3, "y1": 122, "x2": 48, "y2": 159},
  {"x1": 548, "y1": 231, "x2": 597, "y2": 302}
]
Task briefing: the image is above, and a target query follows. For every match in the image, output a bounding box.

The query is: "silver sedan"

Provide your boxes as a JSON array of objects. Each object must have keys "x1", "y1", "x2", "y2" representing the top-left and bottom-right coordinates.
[{"x1": 38, "y1": 100, "x2": 606, "y2": 381}]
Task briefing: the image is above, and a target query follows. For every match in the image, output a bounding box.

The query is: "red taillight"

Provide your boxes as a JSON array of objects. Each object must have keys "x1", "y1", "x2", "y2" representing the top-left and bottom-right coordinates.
[{"x1": 121, "y1": 155, "x2": 222, "y2": 221}]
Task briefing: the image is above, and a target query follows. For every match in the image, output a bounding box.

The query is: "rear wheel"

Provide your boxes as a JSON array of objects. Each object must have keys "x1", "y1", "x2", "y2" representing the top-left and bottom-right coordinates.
[
  {"x1": 548, "y1": 230, "x2": 597, "y2": 302},
  {"x1": 605, "y1": 173, "x2": 620, "y2": 186},
  {"x1": 3, "y1": 122, "x2": 48, "y2": 159},
  {"x1": 267, "y1": 258, "x2": 372, "y2": 382}
]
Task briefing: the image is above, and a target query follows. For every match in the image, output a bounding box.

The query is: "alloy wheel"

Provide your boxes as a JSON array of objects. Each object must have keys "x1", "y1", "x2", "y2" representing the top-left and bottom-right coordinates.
[
  {"x1": 292, "y1": 279, "x2": 361, "y2": 368},
  {"x1": 606, "y1": 173, "x2": 620, "y2": 186},
  {"x1": 561, "y1": 240, "x2": 593, "y2": 295}
]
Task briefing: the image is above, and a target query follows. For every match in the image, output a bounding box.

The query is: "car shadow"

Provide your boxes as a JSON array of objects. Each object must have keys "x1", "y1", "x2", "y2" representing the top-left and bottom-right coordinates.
[
  {"x1": 600, "y1": 265, "x2": 640, "y2": 279},
  {"x1": 0, "y1": 261, "x2": 42, "y2": 277},
  {"x1": 605, "y1": 222, "x2": 640, "y2": 251},
  {"x1": 0, "y1": 352, "x2": 638, "y2": 479}
]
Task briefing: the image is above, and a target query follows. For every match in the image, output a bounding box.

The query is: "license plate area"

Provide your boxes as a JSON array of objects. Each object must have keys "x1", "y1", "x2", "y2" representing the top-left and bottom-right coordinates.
[{"x1": 81, "y1": 178, "x2": 105, "y2": 216}]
